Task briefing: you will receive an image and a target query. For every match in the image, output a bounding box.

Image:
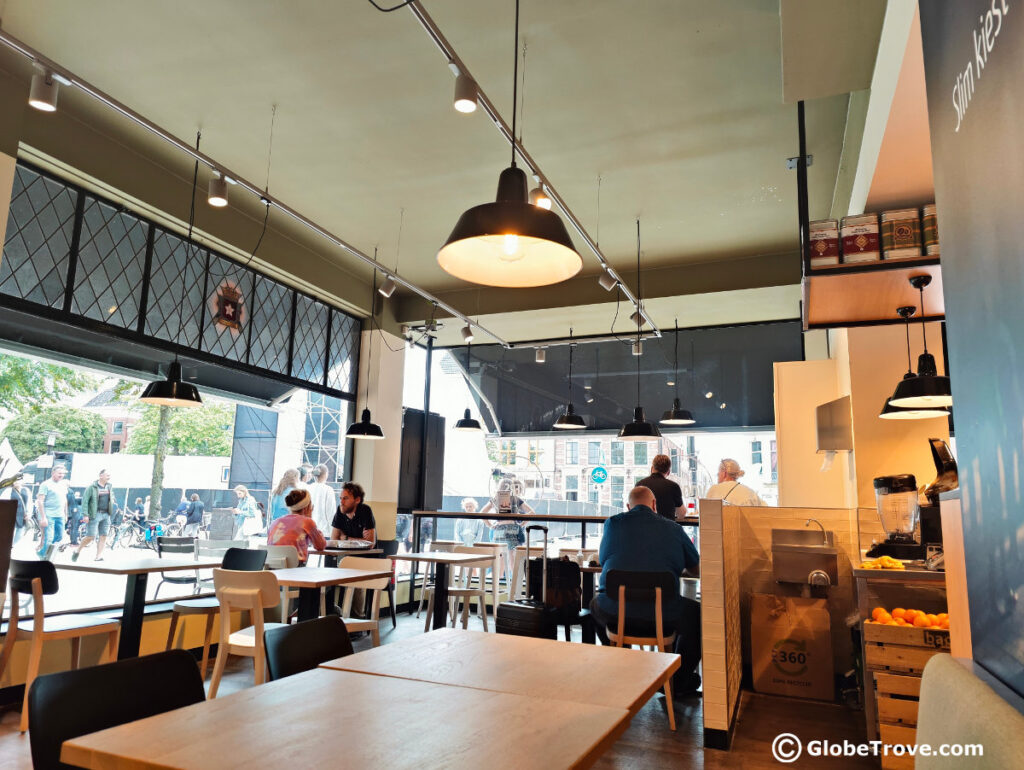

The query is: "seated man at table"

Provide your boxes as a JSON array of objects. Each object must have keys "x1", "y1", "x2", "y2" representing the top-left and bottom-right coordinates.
[
  {"x1": 331, "y1": 482, "x2": 377, "y2": 546},
  {"x1": 267, "y1": 488, "x2": 327, "y2": 565},
  {"x1": 591, "y1": 486, "x2": 702, "y2": 695}
]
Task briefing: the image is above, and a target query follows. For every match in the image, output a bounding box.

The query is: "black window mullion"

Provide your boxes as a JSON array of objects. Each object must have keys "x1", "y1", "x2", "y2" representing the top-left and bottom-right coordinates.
[
  {"x1": 195, "y1": 248, "x2": 211, "y2": 347},
  {"x1": 286, "y1": 291, "x2": 297, "y2": 378},
  {"x1": 136, "y1": 223, "x2": 156, "y2": 334},
  {"x1": 244, "y1": 269, "x2": 258, "y2": 366},
  {"x1": 62, "y1": 191, "x2": 86, "y2": 313},
  {"x1": 322, "y1": 306, "x2": 333, "y2": 388}
]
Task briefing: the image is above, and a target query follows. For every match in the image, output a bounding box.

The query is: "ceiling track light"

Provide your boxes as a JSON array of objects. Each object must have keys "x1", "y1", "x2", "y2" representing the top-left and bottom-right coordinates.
[
  {"x1": 453, "y1": 72, "x2": 478, "y2": 113},
  {"x1": 436, "y1": 0, "x2": 582, "y2": 287},
  {"x1": 208, "y1": 174, "x2": 228, "y2": 208},
  {"x1": 379, "y1": 276, "x2": 397, "y2": 298},
  {"x1": 29, "y1": 68, "x2": 59, "y2": 112},
  {"x1": 629, "y1": 310, "x2": 644, "y2": 327},
  {"x1": 535, "y1": 348, "x2": 546, "y2": 364},
  {"x1": 529, "y1": 186, "x2": 552, "y2": 210},
  {"x1": 632, "y1": 339, "x2": 643, "y2": 356},
  {"x1": 598, "y1": 272, "x2": 617, "y2": 292},
  {"x1": 461, "y1": 324, "x2": 474, "y2": 343}
]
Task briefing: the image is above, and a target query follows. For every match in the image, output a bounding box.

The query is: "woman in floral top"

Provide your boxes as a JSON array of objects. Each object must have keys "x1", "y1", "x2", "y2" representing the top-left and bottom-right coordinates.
[{"x1": 267, "y1": 488, "x2": 326, "y2": 565}]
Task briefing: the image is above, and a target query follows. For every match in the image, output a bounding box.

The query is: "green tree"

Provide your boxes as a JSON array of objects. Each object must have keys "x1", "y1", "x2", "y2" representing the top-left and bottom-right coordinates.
[
  {"x1": 1, "y1": 406, "x2": 106, "y2": 461},
  {"x1": 126, "y1": 403, "x2": 235, "y2": 456},
  {"x1": 0, "y1": 354, "x2": 94, "y2": 411}
]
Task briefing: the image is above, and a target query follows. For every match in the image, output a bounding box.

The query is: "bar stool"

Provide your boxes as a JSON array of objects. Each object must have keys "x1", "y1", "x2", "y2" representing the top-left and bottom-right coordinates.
[{"x1": 415, "y1": 541, "x2": 457, "y2": 619}]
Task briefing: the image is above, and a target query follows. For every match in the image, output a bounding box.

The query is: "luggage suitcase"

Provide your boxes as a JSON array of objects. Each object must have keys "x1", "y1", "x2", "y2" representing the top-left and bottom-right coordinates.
[{"x1": 495, "y1": 525, "x2": 559, "y2": 639}]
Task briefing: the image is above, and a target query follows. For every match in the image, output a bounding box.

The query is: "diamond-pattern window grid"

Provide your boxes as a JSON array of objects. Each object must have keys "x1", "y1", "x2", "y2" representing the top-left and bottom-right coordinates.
[
  {"x1": 291, "y1": 294, "x2": 329, "y2": 384},
  {"x1": 0, "y1": 166, "x2": 77, "y2": 308},
  {"x1": 71, "y1": 198, "x2": 148, "y2": 329},
  {"x1": 144, "y1": 229, "x2": 206, "y2": 347},
  {"x1": 249, "y1": 275, "x2": 292, "y2": 374},
  {"x1": 327, "y1": 311, "x2": 359, "y2": 393},
  {"x1": 201, "y1": 254, "x2": 252, "y2": 363}
]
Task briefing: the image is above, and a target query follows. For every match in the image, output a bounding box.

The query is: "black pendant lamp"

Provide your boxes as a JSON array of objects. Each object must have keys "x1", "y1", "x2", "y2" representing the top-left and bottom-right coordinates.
[
  {"x1": 436, "y1": 0, "x2": 582, "y2": 288},
  {"x1": 879, "y1": 400, "x2": 951, "y2": 421},
  {"x1": 661, "y1": 323, "x2": 695, "y2": 426},
  {"x1": 888, "y1": 276, "x2": 953, "y2": 408},
  {"x1": 553, "y1": 330, "x2": 586, "y2": 430},
  {"x1": 346, "y1": 269, "x2": 385, "y2": 440},
  {"x1": 453, "y1": 339, "x2": 483, "y2": 432},
  {"x1": 619, "y1": 221, "x2": 661, "y2": 440},
  {"x1": 140, "y1": 132, "x2": 203, "y2": 408}
]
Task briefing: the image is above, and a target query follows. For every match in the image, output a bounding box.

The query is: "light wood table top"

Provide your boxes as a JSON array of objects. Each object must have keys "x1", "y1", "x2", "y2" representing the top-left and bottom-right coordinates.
[
  {"x1": 321, "y1": 627, "x2": 680, "y2": 716},
  {"x1": 309, "y1": 547, "x2": 383, "y2": 556},
  {"x1": 54, "y1": 558, "x2": 222, "y2": 575},
  {"x1": 271, "y1": 566, "x2": 392, "y2": 588},
  {"x1": 61, "y1": 667, "x2": 629, "y2": 770},
  {"x1": 390, "y1": 552, "x2": 494, "y2": 565}
]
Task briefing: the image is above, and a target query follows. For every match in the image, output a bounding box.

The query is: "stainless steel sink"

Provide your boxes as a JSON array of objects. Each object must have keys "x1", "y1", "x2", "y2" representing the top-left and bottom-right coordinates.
[{"x1": 771, "y1": 528, "x2": 839, "y2": 585}]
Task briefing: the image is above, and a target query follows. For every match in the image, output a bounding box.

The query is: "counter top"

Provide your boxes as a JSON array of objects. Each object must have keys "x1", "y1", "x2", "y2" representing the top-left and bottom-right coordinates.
[{"x1": 853, "y1": 567, "x2": 946, "y2": 583}]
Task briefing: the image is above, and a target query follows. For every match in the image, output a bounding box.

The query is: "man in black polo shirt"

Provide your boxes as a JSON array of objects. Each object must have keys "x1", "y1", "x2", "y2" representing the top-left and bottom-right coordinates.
[
  {"x1": 331, "y1": 482, "x2": 377, "y2": 545},
  {"x1": 637, "y1": 454, "x2": 684, "y2": 521}
]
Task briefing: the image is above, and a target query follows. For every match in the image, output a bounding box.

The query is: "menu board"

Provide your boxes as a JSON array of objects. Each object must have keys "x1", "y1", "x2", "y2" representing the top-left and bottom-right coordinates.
[{"x1": 919, "y1": 0, "x2": 1024, "y2": 698}]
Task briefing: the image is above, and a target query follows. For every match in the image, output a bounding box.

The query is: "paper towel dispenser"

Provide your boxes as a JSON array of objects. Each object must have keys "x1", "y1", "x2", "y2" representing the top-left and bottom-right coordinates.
[{"x1": 816, "y1": 396, "x2": 852, "y2": 452}]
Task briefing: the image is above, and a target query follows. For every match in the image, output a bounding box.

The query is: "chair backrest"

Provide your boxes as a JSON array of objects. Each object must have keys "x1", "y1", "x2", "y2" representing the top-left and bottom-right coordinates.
[
  {"x1": 338, "y1": 556, "x2": 390, "y2": 589},
  {"x1": 198, "y1": 539, "x2": 248, "y2": 557},
  {"x1": 261, "y1": 545, "x2": 300, "y2": 569},
  {"x1": 157, "y1": 536, "x2": 197, "y2": 557},
  {"x1": 430, "y1": 540, "x2": 457, "y2": 554},
  {"x1": 605, "y1": 569, "x2": 677, "y2": 602},
  {"x1": 222, "y1": 547, "x2": 268, "y2": 571},
  {"x1": 10, "y1": 559, "x2": 59, "y2": 596},
  {"x1": 452, "y1": 545, "x2": 494, "y2": 585},
  {"x1": 263, "y1": 616, "x2": 353, "y2": 682},
  {"x1": 377, "y1": 538, "x2": 400, "y2": 557},
  {"x1": 213, "y1": 568, "x2": 280, "y2": 611},
  {"x1": 27, "y1": 649, "x2": 205, "y2": 770}
]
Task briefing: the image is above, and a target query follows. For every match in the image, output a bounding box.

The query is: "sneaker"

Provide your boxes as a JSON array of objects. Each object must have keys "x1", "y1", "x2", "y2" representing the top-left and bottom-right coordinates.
[
  {"x1": 672, "y1": 673, "x2": 702, "y2": 699},
  {"x1": 71, "y1": 551, "x2": 79, "y2": 562},
  {"x1": 95, "y1": 556, "x2": 105, "y2": 562}
]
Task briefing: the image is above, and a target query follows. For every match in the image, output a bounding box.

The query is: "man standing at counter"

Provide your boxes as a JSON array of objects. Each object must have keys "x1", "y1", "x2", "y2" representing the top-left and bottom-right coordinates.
[
  {"x1": 637, "y1": 453, "x2": 685, "y2": 520},
  {"x1": 331, "y1": 482, "x2": 376, "y2": 545},
  {"x1": 591, "y1": 486, "x2": 702, "y2": 695}
]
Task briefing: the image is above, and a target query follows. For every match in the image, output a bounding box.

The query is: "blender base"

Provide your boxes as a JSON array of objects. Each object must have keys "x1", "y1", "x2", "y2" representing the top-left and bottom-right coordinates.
[{"x1": 865, "y1": 540, "x2": 927, "y2": 561}]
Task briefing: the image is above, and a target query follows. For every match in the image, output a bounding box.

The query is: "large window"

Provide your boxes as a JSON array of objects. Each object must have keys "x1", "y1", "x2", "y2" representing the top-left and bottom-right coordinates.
[
  {"x1": 565, "y1": 475, "x2": 578, "y2": 502},
  {"x1": 498, "y1": 440, "x2": 517, "y2": 466},
  {"x1": 565, "y1": 441, "x2": 579, "y2": 465},
  {"x1": 751, "y1": 440, "x2": 763, "y2": 466},
  {"x1": 633, "y1": 442, "x2": 648, "y2": 466},
  {"x1": 588, "y1": 481, "x2": 599, "y2": 504},
  {"x1": 112, "y1": 421, "x2": 124, "y2": 434},
  {"x1": 587, "y1": 441, "x2": 601, "y2": 466},
  {"x1": 528, "y1": 441, "x2": 542, "y2": 464},
  {"x1": 610, "y1": 475, "x2": 625, "y2": 509},
  {"x1": 670, "y1": 447, "x2": 680, "y2": 475},
  {"x1": 610, "y1": 441, "x2": 624, "y2": 465}
]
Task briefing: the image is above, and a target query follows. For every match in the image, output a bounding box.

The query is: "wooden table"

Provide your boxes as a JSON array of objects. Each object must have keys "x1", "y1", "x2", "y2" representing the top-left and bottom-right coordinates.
[
  {"x1": 390, "y1": 552, "x2": 495, "y2": 630},
  {"x1": 62, "y1": 667, "x2": 630, "y2": 770},
  {"x1": 56, "y1": 558, "x2": 222, "y2": 659},
  {"x1": 272, "y1": 567, "x2": 392, "y2": 621},
  {"x1": 322, "y1": 627, "x2": 680, "y2": 717}
]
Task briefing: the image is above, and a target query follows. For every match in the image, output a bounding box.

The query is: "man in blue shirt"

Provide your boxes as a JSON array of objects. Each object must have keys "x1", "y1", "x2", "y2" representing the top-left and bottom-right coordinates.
[{"x1": 592, "y1": 486, "x2": 702, "y2": 694}]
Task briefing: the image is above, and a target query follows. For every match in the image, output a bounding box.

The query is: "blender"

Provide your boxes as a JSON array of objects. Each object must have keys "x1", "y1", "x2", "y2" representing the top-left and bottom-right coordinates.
[{"x1": 866, "y1": 474, "x2": 925, "y2": 560}]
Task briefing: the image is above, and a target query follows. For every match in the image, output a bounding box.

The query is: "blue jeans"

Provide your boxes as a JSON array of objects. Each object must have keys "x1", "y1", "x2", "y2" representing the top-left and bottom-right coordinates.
[
  {"x1": 37, "y1": 516, "x2": 66, "y2": 559},
  {"x1": 234, "y1": 514, "x2": 246, "y2": 538},
  {"x1": 69, "y1": 509, "x2": 83, "y2": 544}
]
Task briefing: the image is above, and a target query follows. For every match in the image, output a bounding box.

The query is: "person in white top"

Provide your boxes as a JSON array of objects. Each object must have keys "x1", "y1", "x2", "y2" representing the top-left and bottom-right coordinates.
[
  {"x1": 704, "y1": 458, "x2": 764, "y2": 506},
  {"x1": 307, "y1": 464, "x2": 338, "y2": 536}
]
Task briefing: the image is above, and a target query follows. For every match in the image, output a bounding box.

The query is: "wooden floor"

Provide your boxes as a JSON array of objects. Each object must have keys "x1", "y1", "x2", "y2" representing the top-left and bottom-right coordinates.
[{"x1": 0, "y1": 610, "x2": 873, "y2": 769}]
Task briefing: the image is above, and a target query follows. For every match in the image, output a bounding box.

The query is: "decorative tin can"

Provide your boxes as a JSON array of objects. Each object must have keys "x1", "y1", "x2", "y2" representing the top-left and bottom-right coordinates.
[
  {"x1": 922, "y1": 203, "x2": 939, "y2": 255},
  {"x1": 881, "y1": 208, "x2": 923, "y2": 260},
  {"x1": 840, "y1": 214, "x2": 880, "y2": 263},
  {"x1": 809, "y1": 219, "x2": 840, "y2": 268}
]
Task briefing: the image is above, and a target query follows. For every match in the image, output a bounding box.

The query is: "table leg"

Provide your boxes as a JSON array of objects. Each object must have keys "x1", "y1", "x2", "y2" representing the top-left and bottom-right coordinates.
[
  {"x1": 581, "y1": 522, "x2": 587, "y2": 550},
  {"x1": 118, "y1": 573, "x2": 149, "y2": 659},
  {"x1": 581, "y1": 571, "x2": 596, "y2": 645},
  {"x1": 296, "y1": 587, "x2": 321, "y2": 622},
  {"x1": 432, "y1": 562, "x2": 450, "y2": 630},
  {"x1": 323, "y1": 553, "x2": 340, "y2": 609}
]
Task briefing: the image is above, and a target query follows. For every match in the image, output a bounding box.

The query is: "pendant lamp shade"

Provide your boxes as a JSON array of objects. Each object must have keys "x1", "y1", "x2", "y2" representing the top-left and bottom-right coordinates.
[
  {"x1": 438, "y1": 167, "x2": 582, "y2": 287},
  {"x1": 553, "y1": 403, "x2": 586, "y2": 430},
  {"x1": 346, "y1": 408, "x2": 384, "y2": 440},
  {"x1": 619, "y1": 406, "x2": 662, "y2": 440},
  {"x1": 879, "y1": 399, "x2": 950, "y2": 420},
  {"x1": 140, "y1": 360, "x2": 202, "y2": 408},
  {"x1": 888, "y1": 353, "x2": 953, "y2": 407},
  {"x1": 453, "y1": 408, "x2": 483, "y2": 432},
  {"x1": 661, "y1": 398, "x2": 695, "y2": 426}
]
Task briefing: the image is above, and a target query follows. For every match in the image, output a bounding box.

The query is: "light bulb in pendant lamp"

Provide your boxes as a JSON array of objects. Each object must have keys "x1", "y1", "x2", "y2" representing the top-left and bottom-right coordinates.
[
  {"x1": 346, "y1": 408, "x2": 384, "y2": 440},
  {"x1": 879, "y1": 400, "x2": 950, "y2": 421},
  {"x1": 453, "y1": 408, "x2": 482, "y2": 432},
  {"x1": 139, "y1": 361, "x2": 202, "y2": 408}
]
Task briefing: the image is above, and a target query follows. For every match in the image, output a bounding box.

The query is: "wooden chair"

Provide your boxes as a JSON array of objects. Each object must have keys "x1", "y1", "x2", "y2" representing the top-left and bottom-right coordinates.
[
  {"x1": 207, "y1": 567, "x2": 286, "y2": 698},
  {"x1": 509, "y1": 545, "x2": 529, "y2": 599},
  {"x1": 194, "y1": 539, "x2": 249, "y2": 593},
  {"x1": 605, "y1": 570, "x2": 678, "y2": 731},
  {"x1": 154, "y1": 536, "x2": 198, "y2": 598},
  {"x1": 423, "y1": 546, "x2": 491, "y2": 633},
  {"x1": 0, "y1": 560, "x2": 120, "y2": 732},
  {"x1": 259, "y1": 545, "x2": 303, "y2": 622},
  {"x1": 335, "y1": 556, "x2": 391, "y2": 646},
  {"x1": 471, "y1": 542, "x2": 508, "y2": 611},
  {"x1": 166, "y1": 548, "x2": 267, "y2": 680}
]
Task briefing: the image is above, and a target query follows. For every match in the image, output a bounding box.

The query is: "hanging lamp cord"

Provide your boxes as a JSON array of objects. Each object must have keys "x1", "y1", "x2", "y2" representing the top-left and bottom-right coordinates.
[
  {"x1": 567, "y1": 328, "x2": 574, "y2": 405},
  {"x1": 510, "y1": 0, "x2": 520, "y2": 167},
  {"x1": 904, "y1": 313, "x2": 914, "y2": 374},
  {"x1": 673, "y1": 321, "x2": 680, "y2": 401},
  {"x1": 366, "y1": 253, "x2": 378, "y2": 412},
  {"x1": 918, "y1": 285, "x2": 929, "y2": 354},
  {"x1": 636, "y1": 219, "x2": 642, "y2": 408}
]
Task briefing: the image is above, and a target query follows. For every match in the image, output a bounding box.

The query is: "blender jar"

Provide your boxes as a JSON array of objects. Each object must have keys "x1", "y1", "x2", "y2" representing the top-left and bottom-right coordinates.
[{"x1": 873, "y1": 474, "x2": 920, "y2": 541}]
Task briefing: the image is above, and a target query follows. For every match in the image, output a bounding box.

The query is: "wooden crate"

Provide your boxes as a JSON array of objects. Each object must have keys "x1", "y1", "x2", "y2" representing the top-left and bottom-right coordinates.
[
  {"x1": 879, "y1": 724, "x2": 916, "y2": 770},
  {"x1": 864, "y1": 622, "x2": 950, "y2": 675}
]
